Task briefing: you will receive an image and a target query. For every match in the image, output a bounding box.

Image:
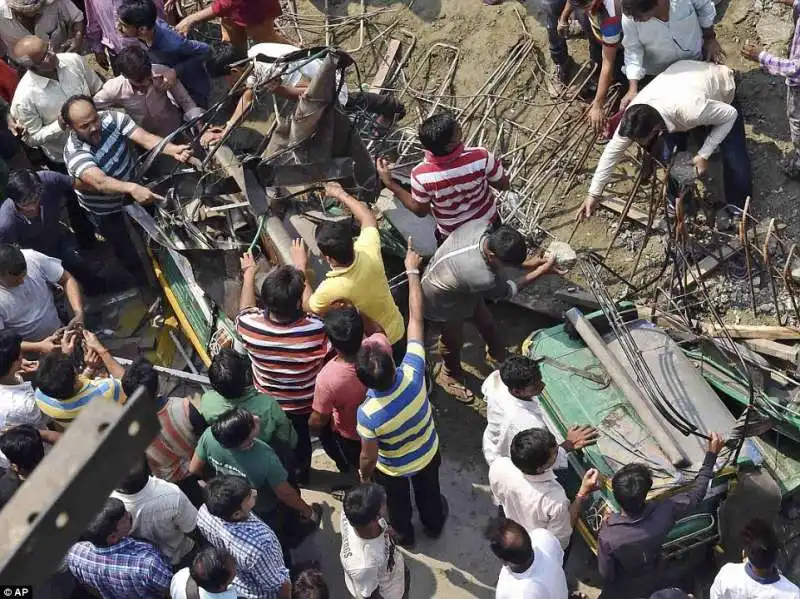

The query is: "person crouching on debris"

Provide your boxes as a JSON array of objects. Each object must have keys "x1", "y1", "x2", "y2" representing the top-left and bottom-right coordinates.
[
  {"x1": 576, "y1": 60, "x2": 752, "y2": 223},
  {"x1": 483, "y1": 355, "x2": 598, "y2": 468},
  {"x1": 376, "y1": 111, "x2": 510, "y2": 245},
  {"x1": 61, "y1": 94, "x2": 193, "y2": 282},
  {"x1": 421, "y1": 222, "x2": 565, "y2": 401},
  {"x1": 201, "y1": 43, "x2": 406, "y2": 148},
  {"x1": 741, "y1": 2, "x2": 800, "y2": 181},
  {"x1": 597, "y1": 431, "x2": 725, "y2": 598}
]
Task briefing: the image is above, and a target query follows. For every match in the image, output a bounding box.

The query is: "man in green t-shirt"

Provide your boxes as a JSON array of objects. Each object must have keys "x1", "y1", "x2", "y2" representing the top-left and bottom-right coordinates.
[
  {"x1": 200, "y1": 348, "x2": 297, "y2": 457},
  {"x1": 189, "y1": 407, "x2": 321, "y2": 543}
]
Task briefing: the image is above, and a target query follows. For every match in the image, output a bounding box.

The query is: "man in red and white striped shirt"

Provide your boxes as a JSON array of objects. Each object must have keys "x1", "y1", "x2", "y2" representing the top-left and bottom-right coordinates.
[
  {"x1": 236, "y1": 259, "x2": 335, "y2": 483},
  {"x1": 377, "y1": 112, "x2": 510, "y2": 243}
]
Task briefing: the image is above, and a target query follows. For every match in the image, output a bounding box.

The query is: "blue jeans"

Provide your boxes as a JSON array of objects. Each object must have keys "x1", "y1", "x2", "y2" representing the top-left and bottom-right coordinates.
[
  {"x1": 540, "y1": 0, "x2": 602, "y2": 68},
  {"x1": 658, "y1": 99, "x2": 752, "y2": 209}
]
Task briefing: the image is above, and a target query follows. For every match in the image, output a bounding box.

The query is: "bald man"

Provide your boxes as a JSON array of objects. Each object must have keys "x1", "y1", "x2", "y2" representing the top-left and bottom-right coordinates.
[
  {"x1": 61, "y1": 94, "x2": 192, "y2": 280},
  {"x1": 10, "y1": 36, "x2": 103, "y2": 170},
  {"x1": 485, "y1": 516, "x2": 569, "y2": 599}
]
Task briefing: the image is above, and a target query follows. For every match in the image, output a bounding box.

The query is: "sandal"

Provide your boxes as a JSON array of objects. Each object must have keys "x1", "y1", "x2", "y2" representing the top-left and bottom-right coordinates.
[{"x1": 436, "y1": 367, "x2": 476, "y2": 404}]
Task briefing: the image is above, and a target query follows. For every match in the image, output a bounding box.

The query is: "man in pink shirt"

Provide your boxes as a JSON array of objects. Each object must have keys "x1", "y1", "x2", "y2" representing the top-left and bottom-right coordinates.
[
  {"x1": 93, "y1": 44, "x2": 203, "y2": 138},
  {"x1": 309, "y1": 305, "x2": 391, "y2": 471}
]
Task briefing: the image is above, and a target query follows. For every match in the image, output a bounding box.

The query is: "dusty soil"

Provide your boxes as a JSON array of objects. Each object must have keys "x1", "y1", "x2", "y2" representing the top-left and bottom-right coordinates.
[{"x1": 206, "y1": 0, "x2": 800, "y2": 595}]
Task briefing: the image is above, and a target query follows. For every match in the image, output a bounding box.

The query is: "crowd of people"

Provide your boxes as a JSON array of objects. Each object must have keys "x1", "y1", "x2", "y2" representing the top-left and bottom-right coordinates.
[{"x1": 0, "y1": 0, "x2": 797, "y2": 596}]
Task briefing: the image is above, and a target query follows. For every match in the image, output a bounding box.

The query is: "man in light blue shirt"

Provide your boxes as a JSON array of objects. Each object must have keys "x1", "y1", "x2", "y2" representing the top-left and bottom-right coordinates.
[{"x1": 619, "y1": 0, "x2": 724, "y2": 109}]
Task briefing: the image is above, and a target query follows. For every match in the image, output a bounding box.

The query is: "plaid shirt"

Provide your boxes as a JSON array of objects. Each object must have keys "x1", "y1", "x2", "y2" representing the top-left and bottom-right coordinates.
[
  {"x1": 196, "y1": 505, "x2": 290, "y2": 599},
  {"x1": 66, "y1": 537, "x2": 172, "y2": 599},
  {"x1": 759, "y1": 0, "x2": 800, "y2": 86}
]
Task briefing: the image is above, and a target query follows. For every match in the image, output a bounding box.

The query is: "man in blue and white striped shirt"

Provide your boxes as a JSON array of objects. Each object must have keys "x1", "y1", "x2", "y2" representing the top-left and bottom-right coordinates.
[{"x1": 61, "y1": 94, "x2": 193, "y2": 277}]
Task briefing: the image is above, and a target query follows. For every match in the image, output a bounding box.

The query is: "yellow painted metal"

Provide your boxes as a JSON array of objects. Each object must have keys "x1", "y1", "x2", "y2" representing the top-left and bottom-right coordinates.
[{"x1": 150, "y1": 256, "x2": 212, "y2": 367}]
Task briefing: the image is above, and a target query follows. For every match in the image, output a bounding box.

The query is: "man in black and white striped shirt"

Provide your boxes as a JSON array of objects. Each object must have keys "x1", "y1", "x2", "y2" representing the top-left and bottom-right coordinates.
[{"x1": 61, "y1": 94, "x2": 193, "y2": 278}]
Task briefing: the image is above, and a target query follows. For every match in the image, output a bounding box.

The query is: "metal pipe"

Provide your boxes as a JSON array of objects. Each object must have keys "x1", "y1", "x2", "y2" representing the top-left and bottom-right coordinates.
[
  {"x1": 565, "y1": 308, "x2": 689, "y2": 467},
  {"x1": 113, "y1": 355, "x2": 211, "y2": 386}
]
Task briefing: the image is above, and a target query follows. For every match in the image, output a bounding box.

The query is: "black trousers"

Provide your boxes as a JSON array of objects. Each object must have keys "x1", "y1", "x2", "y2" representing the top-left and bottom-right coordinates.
[
  {"x1": 374, "y1": 451, "x2": 444, "y2": 541},
  {"x1": 90, "y1": 210, "x2": 146, "y2": 279},
  {"x1": 336, "y1": 433, "x2": 362, "y2": 470},
  {"x1": 288, "y1": 412, "x2": 350, "y2": 482}
]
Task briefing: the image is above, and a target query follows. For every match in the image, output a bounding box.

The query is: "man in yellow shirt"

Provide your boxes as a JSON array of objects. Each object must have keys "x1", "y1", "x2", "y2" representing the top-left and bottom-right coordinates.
[{"x1": 302, "y1": 182, "x2": 406, "y2": 362}]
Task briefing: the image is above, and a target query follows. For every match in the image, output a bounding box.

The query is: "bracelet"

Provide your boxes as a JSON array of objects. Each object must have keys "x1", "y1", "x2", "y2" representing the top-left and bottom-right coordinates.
[{"x1": 406, "y1": 269, "x2": 420, "y2": 276}]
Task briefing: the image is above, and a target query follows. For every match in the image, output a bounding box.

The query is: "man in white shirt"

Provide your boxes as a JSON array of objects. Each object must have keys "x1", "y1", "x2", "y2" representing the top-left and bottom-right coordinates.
[
  {"x1": 340, "y1": 483, "x2": 407, "y2": 599},
  {"x1": 489, "y1": 428, "x2": 599, "y2": 549},
  {"x1": 170, "y1": 546, "x2": 238, "y2": 599},
  {"x1": 10, "y1": 36, "x2": 103, "y2": 169},
  {"x1": 0, "y1": 245, "x2": 84, "y2": 354},
  {"x1": 111, "y1": 457, "x2": 198, "y2": 567},
  {"x1": 577, "y1": 61, "x2": 752, "y2": 221},
  {"x1": 485, "y1": 516, "x2": 569, "y2": 599},
  {"x1": 710, "y1": 518, "x2": 800, "y2": 599},
  {"x1": 618, "y1": 0, "x2": 723, "y2": 109},
  {"x1": 482, "y1": 355, "x2": 598, "y2": 468}
]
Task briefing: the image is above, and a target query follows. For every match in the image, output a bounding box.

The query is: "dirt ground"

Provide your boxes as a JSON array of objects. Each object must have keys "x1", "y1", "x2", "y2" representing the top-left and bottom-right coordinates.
[{"x1": 226, "y1": 0, "x2": 800, "y2": 595}]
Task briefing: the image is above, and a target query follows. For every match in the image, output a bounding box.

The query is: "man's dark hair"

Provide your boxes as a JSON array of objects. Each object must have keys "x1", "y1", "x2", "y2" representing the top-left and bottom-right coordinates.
[
  {"x1": 486, "y1": 226, "x2": 527, "y2": 265},
  {"x1": 118, "y1": 0, "x2": 158, "y2": 28},
  {"x1": 60, "y1": 95, "x2": 95, "y2": 129},
  {"x1": 115, "y1": 456, "x2": 150, "y2": 494},
  {"x1": 191, "y1": 546, "x2": 236, "y2": 592},
  {"x1": 499, "y1": 355, "x2": 542, "y2": 392},
  {"x1": 742, "y1": 518, "x2": 779, "y2": 570},
  {"x1": 418, "y1": 112, "x2": 459, "y2": 156},
  {"x1": 509, "y1": 428, "x2": 557, "y2": 475},
  {"x1": 355, "y1": 343, "x2": 395, "y2": 392},
  {"x1": 621, "y1": 0, "x2": 658, "y2": 17},
  {"x1": 211, "y1": 408, "x2": 255, "y2": 449},
  {"x1": 612, "y1": 463, "x2": 653, "y2": 516},
  {"x1": 208, "y1": 348, "x2": 251, "y2": 399},
  {"x1": 35, "y1": 353, "x2": 77, "y2": 400},
  {"x1": 204, "y1": 475, "x2": 252, "y2": 520},
  {"x1": 649, "y1": 590, "x2": 692, "y2": 599},
  {"x1": 484, "y1": 517, "x2": 532, "y2": 566},
  {"x1": 323, "y1": 306, "x2": 364, "y2": 357},
  {"x1": 206, "y1": 41, "x2": 248, "y2": 77},
  {"x1": 343, "y1": 483, "x2": 386, "y2": 527},
  {"x1": 121, "y1": 357, "x2": 160, "y2": 400},
  {"x1": 6, "y1": 170, "x2": 43, "y2": 208},
  {"x1": 0, "y1": 425, "x2": 44, "y2": 473},
  {"x1": 0, "y1": 330, "x2": 22, "y2": 377},
  {"x1": 0, "y1": 244, "x2": 26, "y2": 277},
  {"x1": 315, "y1": 221, "x2": 355, "y2": 265},
  {"x1": 260, "y1": 265, "x2": 304, "y2": 320},
  {"x1": 618, "y1": 104, "x2": 665, "y2": 142},
  {"x1": 292, "y1": 568, "x2": 330, "y2": 599},
  {"x1": 83, "y1": 497, "x2": 127, "y2": 547},
  {"x1": 115, "y1": 45, "x2": 153, "y2": 82}
]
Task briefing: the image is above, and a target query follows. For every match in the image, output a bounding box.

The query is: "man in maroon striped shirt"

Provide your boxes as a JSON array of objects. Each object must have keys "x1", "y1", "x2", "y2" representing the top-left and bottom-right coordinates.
[
  {"x1": 236, "y1": 258, "x2": 343, "y2": 483},
  {"x1": 377, "y1": 112, "x2": 510, "y2": 243}
]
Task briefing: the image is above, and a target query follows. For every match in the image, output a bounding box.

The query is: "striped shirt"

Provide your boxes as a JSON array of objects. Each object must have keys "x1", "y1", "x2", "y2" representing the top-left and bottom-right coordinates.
[
  {"x1": 66, "y1": 537, "x2": 173, "y2": 599},
  {"x1": 759, "y1": 0, "x2": 800, "y2": 87},
  {"x1": 235, "y1": 308, "x2": 332, "y2": 413},
  {"x1": 196, "y1": 505, "x2": 289, "y2": 599},
  {"x1": 35, "y1": 376, "x2": 124, "y2": 427},
  {"x1": 64, "y1": 110, "x2": 138, "y2": 215},
  {"x1": 356, "y1": 341, "x2": 439, "y2": 477},
  {"x1": 410, "y1": 144, "x2": 504, "y2": 237}
]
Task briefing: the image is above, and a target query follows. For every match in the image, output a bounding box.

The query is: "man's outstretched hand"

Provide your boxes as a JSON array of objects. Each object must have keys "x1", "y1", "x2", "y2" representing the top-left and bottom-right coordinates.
[{"x1": 575, "y1": 194, "x2": 601, "y2": 222}]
